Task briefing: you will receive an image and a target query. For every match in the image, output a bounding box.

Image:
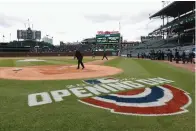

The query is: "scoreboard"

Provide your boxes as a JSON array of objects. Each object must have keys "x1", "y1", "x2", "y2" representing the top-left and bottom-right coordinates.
[
  {"x1": 96, "y1": 33, "x2": 120, "y2": 44},
  {"x1": 17, "y1": 28, "x2": 41, "y2": 40}
]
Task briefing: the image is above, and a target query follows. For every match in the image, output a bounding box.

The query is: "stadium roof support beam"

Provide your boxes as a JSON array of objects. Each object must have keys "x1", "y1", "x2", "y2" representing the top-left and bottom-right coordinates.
[
  {"x1": 148, "y1": 1, "x2": 195, "y2": 38},
  {"x1": 150, "y1": 1, "x2": 195, "y2": 19}
]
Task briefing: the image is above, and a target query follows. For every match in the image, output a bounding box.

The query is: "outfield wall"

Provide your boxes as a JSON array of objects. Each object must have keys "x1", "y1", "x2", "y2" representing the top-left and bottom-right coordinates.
[{"x1": 0, "y1": 51, "x2": 117, "y2": 57}]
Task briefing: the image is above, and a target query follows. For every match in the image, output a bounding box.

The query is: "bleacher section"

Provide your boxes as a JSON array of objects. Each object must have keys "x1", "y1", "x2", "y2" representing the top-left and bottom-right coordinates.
[{"x1": 124, "y1": 1, "x2": 195, "y2": 58}]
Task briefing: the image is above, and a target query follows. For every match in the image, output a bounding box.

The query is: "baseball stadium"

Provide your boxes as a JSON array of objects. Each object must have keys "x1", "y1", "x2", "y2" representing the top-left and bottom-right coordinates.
[{"x1": 0, "y1": 1, "x2": 195, "y2": 131}]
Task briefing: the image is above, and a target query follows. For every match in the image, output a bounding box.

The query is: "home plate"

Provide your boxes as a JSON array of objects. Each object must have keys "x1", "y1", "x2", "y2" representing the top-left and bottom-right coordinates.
[{"x1": 13, "y1": 68, "x2": 23, "y2": 71}]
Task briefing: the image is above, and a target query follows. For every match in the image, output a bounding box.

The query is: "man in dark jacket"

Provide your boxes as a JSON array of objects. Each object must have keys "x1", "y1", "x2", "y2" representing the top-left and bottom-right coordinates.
[
  {"x1": 102, "y1": 51, "x2": 108, "y2": 60},
  {"x1": 182, "y1": 51, "x2": 186, "y2": 64},
  {"x1": 162, "y1": 51, "x2": 165, "y2": 60},
  {"x1": 74, "y1": 50, "x2": 85, "y2": 69},
  {"x1": 167, "y1": 50, "x2": 170, "y2": 61},
  {"x1": 169, "y1": 50, "x2": 173, "y2": 62},
  {"x1": 187, "y1": 52, "x2": 193, "y2": 64},
  {"x1": 92, "y1": 51, "x2": 95, "y2": 59},
  {"x1": 175, "y1": 49, "x2": 179, "y2": 63}
]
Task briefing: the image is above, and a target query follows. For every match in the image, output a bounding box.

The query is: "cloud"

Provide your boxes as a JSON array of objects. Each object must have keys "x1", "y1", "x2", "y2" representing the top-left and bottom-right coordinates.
[
  {"x1": 0, "y1": 13, "x2": 24, "y2": 28},
  {"x1": 129, "y1": 12, "x2": 151, "y2": 24},
  {"x1": 123, "y1": 9, "x2": 159, "y2": 25},
  {"x1": 0, "y1": 2, "x2": 163, "y2": 44},
  {"x1": 84, "y1": 7, "x2": 160, "y2": 26},
  {"x1": 56, "y1": 31, "x2": 67, "y2": 35},
  {"x1": 84, "y1": 14, "x2": 122, "y2": 23}
]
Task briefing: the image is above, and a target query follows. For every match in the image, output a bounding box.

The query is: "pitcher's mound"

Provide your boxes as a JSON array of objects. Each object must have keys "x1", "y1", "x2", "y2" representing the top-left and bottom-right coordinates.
[{"x1": 0, "y1": 65, "x2": 123, "y2": 80}]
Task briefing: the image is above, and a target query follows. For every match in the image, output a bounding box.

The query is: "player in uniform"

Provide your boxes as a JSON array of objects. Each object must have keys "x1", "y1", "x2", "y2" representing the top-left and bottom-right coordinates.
[{"x1": 74, "y1": 50, "x2": 85, "y2": 69}]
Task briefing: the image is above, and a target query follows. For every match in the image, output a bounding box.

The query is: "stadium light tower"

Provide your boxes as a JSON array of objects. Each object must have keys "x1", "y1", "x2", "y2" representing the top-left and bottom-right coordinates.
[
  {"x1": 28, "y1": 19, "x2": 30, "y2": 28},
  {"x1": 10, "y1": 33, "x2": 11, "y2": 42},
  {"x1": 162, "y1": 1, "x2": 165, "y2": 8},
  {"x1": 24, "y1": 19, "x2": 31, "y2": 29},
  {"x1": 119, "y1": 21, "x2": 121, "y2": 56}
]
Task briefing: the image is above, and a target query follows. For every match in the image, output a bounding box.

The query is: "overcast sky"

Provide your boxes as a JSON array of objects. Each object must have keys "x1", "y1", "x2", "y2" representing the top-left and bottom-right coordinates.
[{"x1": 0, "y1": 1, "x2": 166, "y2": 45}]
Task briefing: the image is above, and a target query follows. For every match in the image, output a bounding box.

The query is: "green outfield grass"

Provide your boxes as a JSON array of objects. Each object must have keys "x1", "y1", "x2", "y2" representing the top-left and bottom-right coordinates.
[{"x1": 0, "y1": 57, "x2": 194, "y2": 131}]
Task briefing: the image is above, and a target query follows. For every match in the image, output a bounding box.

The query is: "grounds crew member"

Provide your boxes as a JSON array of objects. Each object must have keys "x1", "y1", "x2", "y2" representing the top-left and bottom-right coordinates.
[
  {"x1": 175, "y1": 49, "x2": 179, "y2": 63},
  {"x1": 167, "y1": 50, "x2": 170, "y2": 61},
  {"x1": 169, "y1": 50, "x2": 173, "y2": 62},
  {"x1": 187, "y1": 52, "x2": 193, "y2": 64},
  {"x1": 74, "y1": 50, "x2": 85, "y2": 69},
  {"x1": 92, "y1": 50, "x2": 95, "y2": 59},
  {"x1": 162, "y1": 51, "x2": 165, "y2": 60},
  {"x1": 191, "y1": 51, "x2": 195, "y2": 63},
  {"x1": 102, "y1": 48, "x2": 108, "y2": 60},
  {"x1": 182, "y1": 51, "x2": 186, "y2": 64}
]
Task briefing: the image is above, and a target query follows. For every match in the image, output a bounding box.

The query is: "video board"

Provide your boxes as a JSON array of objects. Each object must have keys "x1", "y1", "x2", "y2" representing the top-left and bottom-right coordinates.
[{"x1": 96, "y1": 31, "x2": 120, "y2": 44}]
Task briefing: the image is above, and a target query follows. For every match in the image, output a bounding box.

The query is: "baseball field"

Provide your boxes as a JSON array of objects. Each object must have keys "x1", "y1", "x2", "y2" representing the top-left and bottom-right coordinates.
[{"x1": 0, "y1": 56, "x2": 195, "y2": 131}]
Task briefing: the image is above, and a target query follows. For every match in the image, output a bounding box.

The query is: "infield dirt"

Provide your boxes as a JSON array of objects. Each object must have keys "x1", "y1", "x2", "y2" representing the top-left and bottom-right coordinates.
[{"x1": 0, "y1": 58, "x2": 123, "y2": 80}]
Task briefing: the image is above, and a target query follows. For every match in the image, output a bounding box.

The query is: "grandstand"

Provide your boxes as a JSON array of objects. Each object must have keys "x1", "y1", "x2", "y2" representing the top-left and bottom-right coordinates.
[
  {"x1": 125, "y1": 1, "x2": 195, "y2": 57},
  {"x1": 0, "y1": 40, "x2": 54, "y2": 53}
]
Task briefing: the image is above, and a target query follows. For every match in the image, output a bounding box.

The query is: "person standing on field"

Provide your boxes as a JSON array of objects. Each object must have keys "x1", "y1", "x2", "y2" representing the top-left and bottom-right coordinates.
[
  {"x1": 102, "y1": 47, "x2": 108, "y2": 60},
  {"x1": 92, "y1": 50, "x2": 95, "y2": 59},
  {"x1": 182, "y1": 51, "x2": 186, "y2": 64},
  {"x1": 102, "y1": 51, "x2": 108, "y2": 60},
  {"x1": 175, "y1": 49, "x2": 179, "y2": 63},
  {"x1": 169, "y1": 50, "x2": 173, "y2": 62},
  {"x1": 74, "y1": 50, "x2": 85, "y2": 69}
]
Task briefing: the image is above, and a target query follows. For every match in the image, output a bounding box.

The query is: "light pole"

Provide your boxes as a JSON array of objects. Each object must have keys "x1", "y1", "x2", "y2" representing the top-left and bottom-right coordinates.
[
  {"x1": 51, "y1": 37, "x2": 53, "y2": 45},
  {"x1": 119, "y1": 22, "x2": 121, "y2": 56},
  {"x1": 3, "y1": 35, "x2": 4, "y2": 42},
  {"x1": 10, "y1": 33, "x2": 11, "y2": 42}
]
